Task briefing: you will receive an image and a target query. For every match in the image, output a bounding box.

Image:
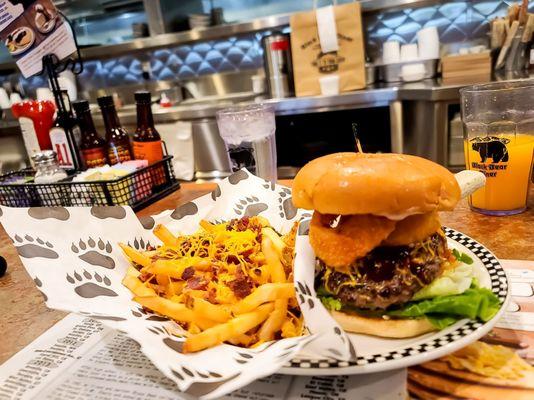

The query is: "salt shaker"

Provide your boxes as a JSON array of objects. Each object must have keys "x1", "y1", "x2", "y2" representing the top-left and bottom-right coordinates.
[{"x1": 32, "y1": 150, "x2": 68, "y2": 183}]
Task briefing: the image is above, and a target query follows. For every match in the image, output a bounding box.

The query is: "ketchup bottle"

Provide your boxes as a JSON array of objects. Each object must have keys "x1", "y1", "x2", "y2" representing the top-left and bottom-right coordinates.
[{"x1": 11, "y1": 100, "x2": 56, "y2": 164}]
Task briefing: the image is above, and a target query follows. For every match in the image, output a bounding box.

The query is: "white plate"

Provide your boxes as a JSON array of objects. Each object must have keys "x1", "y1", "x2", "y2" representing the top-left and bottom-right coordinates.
[
  {"x1": 6, "y1": 27, "x2": 35, "y2": 56},
  {"x1": 280, "y1": 226, "x2": 510, "y2": 375}
]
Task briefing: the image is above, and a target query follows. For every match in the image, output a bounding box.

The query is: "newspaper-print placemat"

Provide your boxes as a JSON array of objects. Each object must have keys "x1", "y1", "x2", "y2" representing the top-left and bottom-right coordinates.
[{"x1": 0, "y1": 170, "x2": 355, "y2": 399}]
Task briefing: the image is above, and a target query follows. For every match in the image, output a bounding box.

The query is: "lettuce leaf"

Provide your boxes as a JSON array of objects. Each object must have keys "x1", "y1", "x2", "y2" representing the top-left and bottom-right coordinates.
[
  {"x1": 318, "y1": 283, "x2": 501, "y2": 329},
  {"x1": 412, "y1": 263, "x2": 474, "y2": 301},
  {"x1": 452, "y1": 249, "x2": 474, "y2": 265},
  {"x1": 387, "y1": 284, "x2": 500, "y2": 327},
  {"x1": 320, "y1": 296, "x2": 342, "y2": 311}
]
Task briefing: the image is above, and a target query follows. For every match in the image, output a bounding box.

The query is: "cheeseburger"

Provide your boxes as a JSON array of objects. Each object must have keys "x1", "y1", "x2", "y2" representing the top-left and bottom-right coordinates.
[{"x1": 292, "y1": 152, "x2": 499, "y2": 338}]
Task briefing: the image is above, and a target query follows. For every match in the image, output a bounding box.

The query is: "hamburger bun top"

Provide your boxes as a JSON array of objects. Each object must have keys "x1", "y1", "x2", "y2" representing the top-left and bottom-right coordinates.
[{"x1": 292, "y1": 152, "x2": 460, "y2": 219}]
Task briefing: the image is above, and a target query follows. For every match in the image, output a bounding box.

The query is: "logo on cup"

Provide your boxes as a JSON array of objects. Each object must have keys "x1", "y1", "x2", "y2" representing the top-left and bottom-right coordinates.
[{"x1": 470, "y1": 136, "x2": 510, "y2": 163}]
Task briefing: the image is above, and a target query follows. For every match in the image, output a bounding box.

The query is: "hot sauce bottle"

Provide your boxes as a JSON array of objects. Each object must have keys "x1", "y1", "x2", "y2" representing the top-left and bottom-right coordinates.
[
  {"x1": 97, "y1": 95, "x2": 132, "y2": 165},
  {"x1": 11, "y1": 100, "x2": 55, "y2": 164},
  {"x1": 73, "y1": 100, "x2": 107, "y2": 168},
  {"x1": 49, "y1": 90, "x2": 83, "y2": 171},
  {"x1": 132, "y1": 91, "x2": 163, "y2": 164}
]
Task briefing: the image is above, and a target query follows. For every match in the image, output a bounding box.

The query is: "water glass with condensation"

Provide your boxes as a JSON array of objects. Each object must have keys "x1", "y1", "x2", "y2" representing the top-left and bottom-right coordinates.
[
  {"x1": 216, "y1": 104, "x2": 277, "y2": 182},
  {"x1": 460, "y1": 81, "x2": 534, "y2": 216}
]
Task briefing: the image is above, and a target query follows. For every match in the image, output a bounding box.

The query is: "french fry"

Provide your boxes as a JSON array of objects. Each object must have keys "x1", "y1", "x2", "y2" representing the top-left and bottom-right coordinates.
[
  {"x1": 261, "y1": 227, "x2": 286, "y2": 257},
  {"x1": 153, "y1": 224, "x2": 178, "y2": 246},
  {"x1": 199, "y1": 220, "x2": 216, "y2": 232},
  {"x1": 122, "y1": 266, "x2": 156, "y2": 297},
  {"x1": 184, "y1": 303, "x2": 274, "y2": 353},
  {"x1": 122, "y1": 216, "x2": 303, "y2": 352},
  {"x1": 146, "y1": 258, "x2": 202, "y2": 278},
  {"x1": 135, "y1": 296, "x2": 218, "y2": 330},
  {"x1": 262, "y1": 236, "x2": 286, "y2": 283},
  {"x1": 119, "y1": 243, "x2": 152, "y2": 268},
  {"x1": 134, "y1": 296, "x2": 195, "y2": 322},
  {"x1": 232, "y1": 283, "x2": 294, "y2": 314},
  {"x1": 156, "y1": 273, "x2": 170, "y2": 287},
  {"x1": 258, "y1": 299, "x2": 288, "y2": 342},
  {"x1": 281, "y1": 316, "x2": 302, "y2": 338},
  {"x1": 227, "y1": 333, "x2": 254, "y2": 347},
  {"x1": 191, "y1": 297, "x2": 232, "y2": 323}
]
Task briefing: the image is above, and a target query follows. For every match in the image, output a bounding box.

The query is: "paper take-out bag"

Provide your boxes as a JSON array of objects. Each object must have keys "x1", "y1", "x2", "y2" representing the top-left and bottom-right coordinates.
[{"x1": 290, "y1": 2, "x2": 366, "y2": 97}]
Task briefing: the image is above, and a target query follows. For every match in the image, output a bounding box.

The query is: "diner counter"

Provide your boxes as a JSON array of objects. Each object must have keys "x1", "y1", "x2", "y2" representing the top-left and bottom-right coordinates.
[{"x1": 0, "y1": 183, "x2": 533, "y2": 364}]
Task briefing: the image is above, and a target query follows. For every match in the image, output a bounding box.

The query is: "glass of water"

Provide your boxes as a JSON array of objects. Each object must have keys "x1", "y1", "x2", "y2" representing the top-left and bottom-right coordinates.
[{"x1": 216, "y1": 104, "x2": 277, "y2": 182}]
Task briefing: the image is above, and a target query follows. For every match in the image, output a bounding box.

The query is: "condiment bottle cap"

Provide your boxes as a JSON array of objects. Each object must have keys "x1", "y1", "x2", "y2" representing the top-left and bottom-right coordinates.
[
  {"x1": 134, "y1": 91, "x2": 152, "y2": 104},
  {"x1": 72, "y1": 100, "x2": 90, "y2": 114},
  {"x1": 97, "y1": 95, "x2": 114, "y2": 108}
]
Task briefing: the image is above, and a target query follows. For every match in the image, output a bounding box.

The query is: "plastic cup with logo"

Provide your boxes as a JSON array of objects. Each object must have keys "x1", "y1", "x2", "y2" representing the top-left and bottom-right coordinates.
[
  {"x1": 216, "y1": 104, "x2": 277, "y2": 182},
  {"x1": 460, "y1": 81, "x2": 534, "y2": 215}
]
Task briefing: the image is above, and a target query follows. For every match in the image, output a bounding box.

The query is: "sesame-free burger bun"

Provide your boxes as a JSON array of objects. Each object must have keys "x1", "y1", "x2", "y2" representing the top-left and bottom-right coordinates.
[
  {"x1": 292, "y1": 153, "x2": 460, "y2": 220},
  {"x1": 330, "y1": 310, "x2": 437, "y2": 338}
]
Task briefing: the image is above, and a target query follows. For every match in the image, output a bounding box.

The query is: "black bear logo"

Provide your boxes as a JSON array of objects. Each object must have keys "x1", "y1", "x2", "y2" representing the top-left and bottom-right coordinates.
[{"x1": 471, "y1": 136, "x2": 510, "y2": 163}]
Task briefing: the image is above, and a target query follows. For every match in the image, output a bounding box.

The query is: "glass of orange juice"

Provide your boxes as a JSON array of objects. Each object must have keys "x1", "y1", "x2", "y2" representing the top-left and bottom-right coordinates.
[{"x1": 460, "y1": 81, "x2": 534, "y2": 215}]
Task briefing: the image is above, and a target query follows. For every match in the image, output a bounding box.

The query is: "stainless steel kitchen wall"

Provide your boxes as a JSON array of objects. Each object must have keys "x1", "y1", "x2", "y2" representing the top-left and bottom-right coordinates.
[
  {"x1": 365, "y1": 0, "x2": 534, "y2": 58},
  {"x1": 5, "y1": 0, "x2": 533, "y2": 95}
]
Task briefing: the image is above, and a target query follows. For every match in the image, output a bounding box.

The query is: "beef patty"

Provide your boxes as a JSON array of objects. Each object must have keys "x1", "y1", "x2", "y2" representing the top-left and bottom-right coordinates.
[{"x1": 319, "y1": 233, "x2": 448, "y2": 310}]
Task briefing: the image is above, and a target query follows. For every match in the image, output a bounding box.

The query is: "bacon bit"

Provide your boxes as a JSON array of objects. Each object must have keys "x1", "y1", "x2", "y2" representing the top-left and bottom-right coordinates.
[
  {"x1": 227, "y1": 255, "x2": 240, "y2": 264},
  {"x1": 186, "y1": 276, "x2": 208, "y2": 290},
  {"x1": 227, "y1": 277, "x2": 253, "y2": 298},
  {"x1": 207, "y1": 288, "x2": 218, "y2": 304},
  {"x1": 138, "y1": 273, "x2": 151, "y2": 283},
  {"x1": 227, "y1": 268, "x2": 253, "y2": 298},
  {"x1": 146, "y1": 245, "x2": 156, "y2": 251},
  {"x1": 181, "y1": 267, "x2": 194, "y2": 280}
]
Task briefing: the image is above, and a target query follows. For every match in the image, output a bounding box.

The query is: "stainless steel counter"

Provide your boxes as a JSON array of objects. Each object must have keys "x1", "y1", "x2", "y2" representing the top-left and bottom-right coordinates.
[{"x1": 94, "y1": 86, "x2": 398, "y2": 125}]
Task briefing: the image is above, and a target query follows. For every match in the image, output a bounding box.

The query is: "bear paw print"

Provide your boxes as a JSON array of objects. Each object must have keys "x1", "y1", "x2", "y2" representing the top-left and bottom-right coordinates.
[
  {"x1": 233, "y1": 196, "x2": 268, "y2": 217},
  {"x1": 66, "y1": 270, "x2": 117, "y2": 298},
  {"x1": 71, "y1": 238, "x2": 115, "y2": 269},
  {"x1": 13, "y1": 234, "x2": 58, "y2": 259},
  {"x1": 277, "y1": 187, "x2": 297, "y2": 220}
]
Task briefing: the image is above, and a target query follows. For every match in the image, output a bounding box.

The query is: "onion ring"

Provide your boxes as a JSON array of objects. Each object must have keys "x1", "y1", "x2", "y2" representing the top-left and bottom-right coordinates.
[
  {"x1": 309, "y1": 212, "x2": 396, "y2": 269},
  {"x1": 382, "y1": 211, "x2": 441, "y2": 246}
]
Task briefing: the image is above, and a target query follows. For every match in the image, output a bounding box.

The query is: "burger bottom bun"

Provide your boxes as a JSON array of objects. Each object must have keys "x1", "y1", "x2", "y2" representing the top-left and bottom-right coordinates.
[{"x1": 331, "y1": 310, "x2": 437, "y2": 338}]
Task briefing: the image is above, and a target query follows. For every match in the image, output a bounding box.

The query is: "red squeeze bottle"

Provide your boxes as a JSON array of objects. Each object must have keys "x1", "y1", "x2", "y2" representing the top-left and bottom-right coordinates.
[{"x1": 12, "y1": 100, "x2": 56, "y2": 158}]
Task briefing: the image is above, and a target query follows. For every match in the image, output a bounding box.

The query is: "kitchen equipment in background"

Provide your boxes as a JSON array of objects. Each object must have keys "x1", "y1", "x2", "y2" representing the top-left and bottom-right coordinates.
[
  {"x1": 0, "y1": 89, "x2": 10, "y2": 109},
  {"x1": 157, "y1": 121, "x2": 195, "y2": 181},
  {"x1": 442, "y1": 52, "x2": 491, "y2": 84},
  {"x1": 132, "y1": 23, "x2": 149, "y2": 38},
  {"x1": 36, "y1": 87, "x2": 54, "y2": 102},
  {"x1": 492, "y1": 1, "x2": 534, "y2": 72},
  {"x1": 377, "y1": 58, "x2": 438, "y2": 82},
  {"x1": 210, "y1": 7, "x2": 224, "y2": 26},
  {"x1": 417, "y1": 26, "x2": 440, "y2": 59},
  {"x1": 188, "y1": 13, "x2": 211, "y2": 29},
  {"x1": 251, "y1": 74, "x2": 266, "y2": 94},
  {"x1": 448, "y1": 113, "x2": 464, "y2": 167},
  {"x1": 191, "y1": 118, "x2": 231, "y2": 180},
  {"x1": 56, "y1": 70, "x2": 77, "y2": 102},
  {"x1": 365, "y1": 62, "x2": 376, "y2": 85},
  {"x1": 400, "y1": 43, "x2": 418, "y2": 62},
  {"x1": 261, "y1": 32, "x2": 294, "y2": 99},
  {"x1": 216, "y1": 104, "x2": 277, "y2": 182},
  {"x1": 382, "y1": 40, "x2": 400, "y2": 64},
  {"x1": 9, "y1": 92, "x2": 22, "y2": 104},
  {"x1": 401, "y1": 63, "x2": 425, "y2": 82},
  {"x1": 319, "y1": 75, "x2": 340, "y2": 95},
  {"x1": 460, "y1": 80, "x2": 534, "y2": 216}
]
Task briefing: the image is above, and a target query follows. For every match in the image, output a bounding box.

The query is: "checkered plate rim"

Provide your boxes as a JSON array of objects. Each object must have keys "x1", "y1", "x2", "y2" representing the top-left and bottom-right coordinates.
[{"x1": 284, "y1": 226, "x2": 508, "y2": 370}]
